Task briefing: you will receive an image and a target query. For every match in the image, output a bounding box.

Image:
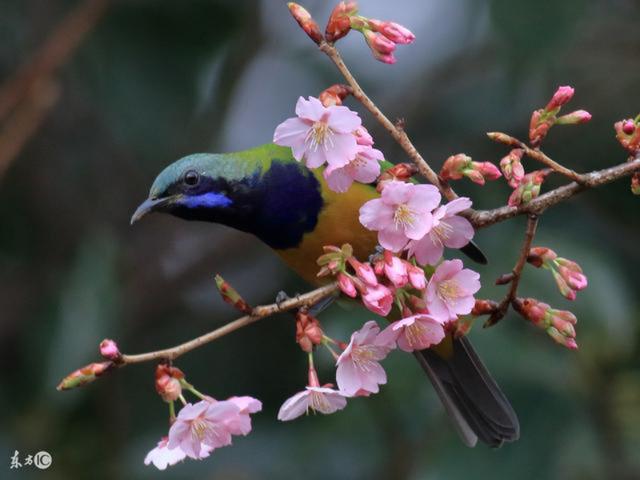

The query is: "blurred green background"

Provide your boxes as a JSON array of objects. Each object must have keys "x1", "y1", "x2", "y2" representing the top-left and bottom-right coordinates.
[{"x1": 1, "y1": 0, "x2": 639, "y2": 479}]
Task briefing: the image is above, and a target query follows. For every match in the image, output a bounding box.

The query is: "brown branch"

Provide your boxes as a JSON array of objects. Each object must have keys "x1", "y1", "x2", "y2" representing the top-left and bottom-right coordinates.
[
  {"x1": 488, "y1": 132, "x2": 583, "y2": 182},
  {"x1": 119, "y1": 283, "x2": 338, "y2": 365},
  {"x1": 0, "y1": 0, "x2": 110, "y2": 122},
  {"x1": 318, "y1": 41, "x2": 458, "y2": 201},
  {"x1": 484, "y1": 215, "x2": 539, "y2": 327},
  {"x1": 469, "y1": 156, "x2": 640, "y2": 229}
]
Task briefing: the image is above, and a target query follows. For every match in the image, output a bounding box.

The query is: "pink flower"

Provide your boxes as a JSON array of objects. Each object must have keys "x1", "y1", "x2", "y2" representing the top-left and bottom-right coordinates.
[
  {"x1": 167, "y1": 400, "x2": 239, "y2": 459},
  {"x1": 274, "y1": 96, "x2": 361, "y2": 169},
  {"x1": 359, "y1": 180, "x2": 440, "y2": 252},
  {"x1": 144, "y1": 437, "x2": 187, "y2": 470},
  {"x1": 336, "y1": 321, "x2": 394, "y2": 396},
  {"x1": 425, "y1": 259, "x2": 481, "y2": 321},
  {"x1": 361, "y1": 283, "x2": 394, "y2": 317},
  {"x1": 277, "y1": 387, "x2": 347, "y2": 420},
  {"x1": 378, "y1": 314, "x2": 446, "y2": 352},
  {"x1": 368, "y1": 19, "x2": 415, "y2": 45},
  {"x1": 324, "y1": 144, "x2": 383, "y2": 192},
  {"x1": 406, "y1": 198, "x2": 475, "y2": 266}
]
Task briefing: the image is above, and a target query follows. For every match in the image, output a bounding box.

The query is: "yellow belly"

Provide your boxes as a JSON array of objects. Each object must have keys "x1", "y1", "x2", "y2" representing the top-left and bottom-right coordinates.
[{"x1": 275, "y1": 174, "x2": 379, "y2": 285}]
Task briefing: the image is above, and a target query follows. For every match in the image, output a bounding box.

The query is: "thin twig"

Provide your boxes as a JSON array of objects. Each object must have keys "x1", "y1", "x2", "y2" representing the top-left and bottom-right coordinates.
[
  {"x1": 318, "y1": 41, "x2": 458, "y2": 201},
  {"x1": 488, "y1": 132, "x2": 584, "y2": 182},
  {"x1": 469, "y1": 156, "x2": 640, "y2": 229},
  {"x1": 484, "y1": 215, "x2": 539, "y2": 327},
  {"x1": 119, "y1": 283, "x2": 338, "y2": 365}
]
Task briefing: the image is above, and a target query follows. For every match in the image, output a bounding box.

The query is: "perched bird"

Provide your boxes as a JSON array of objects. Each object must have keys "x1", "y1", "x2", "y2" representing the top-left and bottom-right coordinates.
[{"x1": 131, "y1": 143, "x2": 519, "y2": 447}]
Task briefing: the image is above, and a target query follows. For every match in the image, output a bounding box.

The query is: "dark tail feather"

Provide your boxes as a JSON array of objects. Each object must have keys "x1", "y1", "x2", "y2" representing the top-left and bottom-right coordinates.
[
  {"x1": 460, "y1": 240, "x2": 488, "y2": 265},
  {"x1": 415, "y1": 336, "x2": 520, "y2": 448}
]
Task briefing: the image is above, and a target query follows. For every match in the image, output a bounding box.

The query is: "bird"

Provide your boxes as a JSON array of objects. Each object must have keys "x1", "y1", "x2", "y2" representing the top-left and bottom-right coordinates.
[{"x1": 131, "y1": 142, "x2": 520, "y2": 447}]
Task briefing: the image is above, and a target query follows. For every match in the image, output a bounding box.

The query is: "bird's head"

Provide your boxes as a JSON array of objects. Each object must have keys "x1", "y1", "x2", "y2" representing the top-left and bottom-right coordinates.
[{"x1": 131, "y1": 153, "x2": 260, "y2": 226}]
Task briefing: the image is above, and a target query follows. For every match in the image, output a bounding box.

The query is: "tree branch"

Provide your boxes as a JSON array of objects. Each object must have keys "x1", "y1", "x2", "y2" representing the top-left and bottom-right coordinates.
[
  {"x1": 485, "y1": 215, "x2": 539, "y2": 327},
  {"x1": 318, "y1": 41, "x2": 458, "y2": 201},
  {"x1": 119, "y1": 283, "x2": 338, "y2": 365},
  {"x1": 469, "y1": 156, "x2": 640, "y2": 229}
]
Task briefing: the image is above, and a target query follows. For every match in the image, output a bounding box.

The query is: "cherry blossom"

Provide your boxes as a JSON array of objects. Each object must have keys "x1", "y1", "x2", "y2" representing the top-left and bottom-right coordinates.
[
  {"x1": 406, "y1": 198, "x2": 475, "y2": 266},
  {"x1": 144, "y1": 437, "x2": 187, "y2": 470},
  {"x1": 359, "y1": 180, "x2": 441, "y2": 252},
  {"x1": 274, "y1": 96, "x2": 361, "y2": 169},
  {"x1": 336, "y1": 321, "x2": 394, "y2": 396},
  {"x1": 378, "y1": 314, "x2": 447, "y2": 352},
  {"x1": 424, "y1": 259, "x2": 481, "y2": 322},
  {"x1": 324, "y1": 144, "x2": 383, "y2": 193},
  {"x1": 277, "y1": 387, "x2": 347, "y2": 421}
]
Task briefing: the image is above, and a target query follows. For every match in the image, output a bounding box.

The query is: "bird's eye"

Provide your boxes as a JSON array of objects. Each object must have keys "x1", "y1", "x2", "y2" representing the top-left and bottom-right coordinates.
[{"x1": 183, "y1": 170, "x2": 200, "y2": 187}]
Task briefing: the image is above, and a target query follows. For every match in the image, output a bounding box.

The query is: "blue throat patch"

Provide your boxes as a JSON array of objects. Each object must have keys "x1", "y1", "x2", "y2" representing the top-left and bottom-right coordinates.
[{"x1": 182, "y1": 192, "x2": 233, "y2": 209}]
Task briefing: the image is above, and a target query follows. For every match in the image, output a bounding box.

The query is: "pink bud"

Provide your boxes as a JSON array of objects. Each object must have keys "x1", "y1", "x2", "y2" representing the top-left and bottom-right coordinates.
[
  {"x1": 622, "y1": 119, "x2": 636, "y2": 135},
  {"x1": 471, "y1": 299, "x2": 498, "y2": 316},
  {"x1": 287, "y1": 3, "x2": 323, "y2": 44},
  {"x1": 364, "y1": 29, "x2": 396, "y2": 54},
  {"x1": 338, "y1": 272, "x2": 357, "y2": 297},
  {"x1": 383, "y1": 250, "x2": 408, "y2": 287},
  {"x1": 406, "y1": 263, "x2": 426, "y2": 290},
  {"x1": 348, "y1": 257, "x2": 378, "y2": 287},
  {"x1": 527, "y1": 246, "x2": 557, "y2": 268},
  {"x1": 529, "y1": 109, "x2": 553, "y2": 146},
  {"x1": 546, "y1": 327, "x2": 579, "y2": 349},
  {"x1": 614, "y1": 117, "x2": 640, "y2": 155},
  {"x1": 325, "y1": 1, "x2": 358, "y2": 42},
  {"x1": 99, "y1": 338, "x2": 121, "y2": 361},
  {"x1": 367, "y1": 19, "x2": 415, "y2": 44},
  {"x1": 514, "y1": 298, "x2": 579, "y2": 350},
  {"x1": 500, "y1": 149, "x2": 525, "y2": 188},
  {"x1": 440, "y1": 154, "x2": 472, "y2": 181},
  {"x1": 319, "y1": 83, "x2": 351, "y2": 107},
  {"x1": 556, "y1": 110, "x2": 592, "y2": 125},
  {"x1": 477, "y1": 161, "x2": 502, "y2": 180},
  {"x1": 354, "y1": 126, "x2": 374, "y2": 146},
  {"x1": 546, "y1": 85, "x2": 575, "y2": 111},
  {"x1": 155, "y1": 364, "x2": 185, "y2": 402},
  {"x1": 361, "y1": 284, "x2": 394, "y2": 317},
  {"x1": 296, "y1": 311, "x2": 324, "y2": 353},
  {"x1": 508, "y1": 170, "x2": 549, "y2": 207}
]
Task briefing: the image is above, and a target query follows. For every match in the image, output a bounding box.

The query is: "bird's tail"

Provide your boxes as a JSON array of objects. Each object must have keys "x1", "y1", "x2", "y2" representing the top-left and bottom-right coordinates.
[{"x1": 414, "y1": 335, "x2": 520, "y2": 447}]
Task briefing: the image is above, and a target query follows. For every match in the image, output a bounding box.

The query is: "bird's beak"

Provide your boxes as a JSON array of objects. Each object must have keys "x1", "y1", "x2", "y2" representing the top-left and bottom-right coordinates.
[{"x1": 130, "y1": 196, "x2": 173, "y2": 225}]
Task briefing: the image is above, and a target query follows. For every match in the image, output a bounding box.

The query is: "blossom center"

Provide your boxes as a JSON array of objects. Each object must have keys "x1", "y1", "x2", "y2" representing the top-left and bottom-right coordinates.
[
  {"x1": 191, "y1": 417, "x2": 209, "y2": 441},
  {"x1": 405, "y1": 321, "x2": 426, "y2": 348},
  {"x1": 437, "y1": 279, "x2": 462, "y2": 304},
  {"x1": 430, "y1": 220, "x2": 453, "y2": 247},
  {"x1": 306, "y1": 120, "x2": 334, "y2": 151},
  {"x1": 308, "y1": 391, "x2": 330, "y2": 413},
  {"x1": 394, "y1": 203, "x2": 415, "y2": 228},
  {"x1": 352, "y1": 345, "x2": 377, "y2": 371}
]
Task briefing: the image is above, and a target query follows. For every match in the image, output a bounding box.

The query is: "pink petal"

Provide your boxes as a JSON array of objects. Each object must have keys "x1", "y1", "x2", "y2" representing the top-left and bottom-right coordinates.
[
  {"x1": 442, "y1": 216, "x2": 474, "y2": 248},
  {"x1": 295, "y1": 96, "x2": 325, "y2": 121},
  {"x1": 379, "y1": 225, "x2": 409, "y2": 252},
  {"x1": 227, "y1": 396, "x2": 262, "y2": 414},
  {"x1": 403, "y1": 211, "x2": 433, "y2": 240},
  {"x1": 451, "y1": 295, "x2": 476, "y2": 316},
  {"x1": 359, "y1": 199, "x2": 394, "y2": 231},
  {"x1": 351, "y1": 153, "x2": 382, "y2": 184},
  {"x1": 443, "y1": 197, "x2": 473, "y2": 215},
  {"x1": 432, "y1": 259, "x2": 463, "y2": 282},
  {"x1": 452, "y1": 268, "x2": 481, "y2": 294},
  {"x1": 277, "y1": 390, "x2": 310, "y2": 421},
  {"x1": 423, "y1": 296, "x2": 452, "y2": 323},
  {"x1": 306, "y1": 387, "x2": 347, "y2": 414},
  {"x1": 336, "y1": 359, "x2": 364, "y2": 396},
  {"x1": 407, "y1": 235, "x2": 444, "y2": 266},
  {"x1": 305, "y1": 147, "x2": 327, "y2": 169},
  {"x1": 273, "y1": 117, "x2": 310, "y2": 161},
  {"x1": 376, "y1": 323, "x2": 400, "y2": 347},
  {"x1": 327, "y1": 105, "x2": 362, "y2": 132},
  {"x1": 407, "y1": 184, "x2": 441, "y2": 212},
  {"x1": 381, "y1": 181, "x2": 413, "y2": 205},
  {"x1": 324, "y1": 132, "x2": 358, "y2": 169}
]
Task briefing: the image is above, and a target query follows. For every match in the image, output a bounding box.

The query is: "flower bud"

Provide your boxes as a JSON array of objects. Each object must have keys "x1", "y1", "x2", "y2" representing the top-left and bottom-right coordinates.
[
  {"x1": 545, "y1": 86, "x2": 575, "y2": 111},
  {"x1": 57, "y1": 361, "x2": 114, "y2": 391},
  {"x1": 347, "y1": 257, "x2": 378, "y2": 287},
  {"x1": 99, "y1": 338, "x2": 121, "y2": 362},
  {"x1": 471, "y1": 299, "x2": 498, "y2": 316},
  {"x1": 296, "y1": 311, "x2": 324, "y2": 353},
  {"x1": 406, "y1": 263, "x2": 426, "y2": 290},
  {"x1": 614, "y1": 117, "x2": 640, "y2": 155},
  {"x1": 632, "y1": 172, "x2": 640, "y2": 195},
  {"x1": 440, "y1": 154, "x2": 501, "y2": 185},
  {"x1": 215, "y1": 274, "x2": 252, "y2": 314},
  {"x1": 553, "y1": 258, "x2": 588, "y2": 300},
  {"x1": 500, "y1": 149, "x2": 525, "y2": 188},
  {"x1": 508, "y1": 170, "x2": 549, "y2": 207},
  {"x1": 376, "y1": 163, "x2": 417, "y2": 191},
  {"x1": 367, "y1": 19, "x2": 415, "y2": 44},
  {"x1": 288, "y1": 3, "x2": 323, "y2": 44},
  {"x1": 319, "y1": 83, "x2": 351, "y2": 107},
  {"x1": 487, "y1": 132, "x2": 519, "y2": 146},
  {"x1": 325, "y1": 1, "x2": 358, "y2": 42},
  {"x1": 514, "y1": 298, "x2": 578, "y2": 349},
  {"x1": 622, "y1": 119, "x2": 636, "y2": 135},
  {"x1": 337, "y1": 272, "x2": 357, "y2": 297},
  {"x1": 527, "y1": 246, "x2": 557, "y2": 268},
  {"x1": 529, "y1": 109, "x2": 553, "y2": 147},
  {"x1": 383, "y1": 250, "x2": 408, "y2": 287},
  {"x1": 155, "y1": 364, "x2": 184, "y2": 403},
  {"x1": 556, "y1": 110, "x2": 592, "y2": 125},
  {"x1": 363, "y1": 30, "x2": 396, "y2": 63}
]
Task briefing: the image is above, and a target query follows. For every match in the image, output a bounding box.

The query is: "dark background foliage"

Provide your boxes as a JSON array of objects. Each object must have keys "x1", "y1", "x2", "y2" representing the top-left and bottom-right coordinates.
[{"x1": 1, "y1": 1, "x2": 639, "y2": 479}]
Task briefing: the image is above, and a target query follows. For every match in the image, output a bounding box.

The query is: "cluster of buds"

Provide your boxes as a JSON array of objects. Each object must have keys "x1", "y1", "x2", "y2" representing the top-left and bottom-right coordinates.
[
  {"x1": 499, "y1": 149, "x2": 525, "y2": 188},
  {"x1": 529, "y1": 86, "x2": 591, "y2": 147},
  {"x1": 507, "y1": 170, "x2": 549, "y2": 207},
  {"x1": 295, "y1": 310, "x2": 324, "y2": 352},
  {"x1": 614, "y1": 116, "x2": 640, "y2": 155},
  {"x1": 514, "y1": 298, "x2": 578, "y2": 349},
  {"x1": 155, "y1": 364, "x2": 185, "y2": 403},
  {"x1": 439, "y1": 154, "x2": 502, "y2": 186},
  {"x1": 215, "y1": 274, "x2": 252, "y2": 314},
  {"x1": 527, "y1": 247, "x2": 588, "y2": 300}
]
